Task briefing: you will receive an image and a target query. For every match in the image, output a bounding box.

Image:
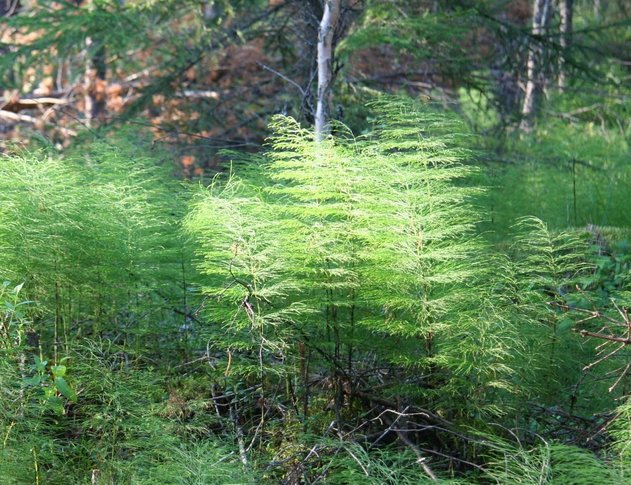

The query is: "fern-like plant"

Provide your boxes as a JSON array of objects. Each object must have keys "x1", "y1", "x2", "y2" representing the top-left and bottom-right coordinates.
[
  {"x1": 184, "y1": 98, "x2": 528, "y2": 451},
  {"x1": 0, "y1": 136, "x2": 188, "y2": 358}
]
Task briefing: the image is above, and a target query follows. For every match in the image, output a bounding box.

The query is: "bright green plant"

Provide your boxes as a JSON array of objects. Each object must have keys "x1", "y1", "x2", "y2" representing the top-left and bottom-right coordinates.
[
  {"x1": 0, "y1": 281, "x2": 30, "y2": 350},
  {"x1": 22, "y1": 355, "x2": 77, "y2": 415},
  {"x1": 184, "y1": 99, "x2": 531, "y2": 461},
  {"x1": 0, "y1": 136, "x2": 190, "y2": 357},
  {"x1": 482, "y1": 436, "x2": 623, "y2": 484},
  {"x1": 0, "y1": 282, "x2": 53, "y2": 485},
  {"x1": 2, "y1": 99, "x2": 626, "y2": 482}
]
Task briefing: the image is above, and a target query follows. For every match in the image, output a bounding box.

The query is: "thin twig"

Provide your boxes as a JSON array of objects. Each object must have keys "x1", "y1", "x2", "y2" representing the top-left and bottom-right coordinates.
[
  {"x1": 257, "y1": 62, "x2": 305, "y2": 96},
  {"x1": 583, "y1": 342, "x2": 626, "y2": 371},
  {"x1": 382, "y1": 411, "x2": 437, "y2": 481},
  {"x1": 608, "y1": 361, "x2": 631, "y2": 393}
]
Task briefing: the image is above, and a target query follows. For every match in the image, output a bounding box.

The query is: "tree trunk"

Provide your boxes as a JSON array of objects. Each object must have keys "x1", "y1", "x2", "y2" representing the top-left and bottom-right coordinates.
[
  {"x1": 0, "y1": 0, "x2": 19, "y2": 17},
  {"x1": 84, "y1": 40, "x2": 106, "y2": 127},
  {"x1": 558, "y1": 0, "x2": 573, "y2": 91},
  {"x1": 289, "y1": 0, "x2": 320, "y2": 124},
  {"x1": 83, "y1": 0, "x2": 106, "y2": 127},
  {"x1": 315, "y1": 0, "x2": 340, "y2": 141},
  {"x1": 520, "y1": 0, "x2": 553, "y2": 132}
]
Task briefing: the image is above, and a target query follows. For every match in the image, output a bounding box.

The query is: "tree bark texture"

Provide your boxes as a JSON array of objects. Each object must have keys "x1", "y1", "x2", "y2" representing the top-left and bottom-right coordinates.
[
  {"x1": 558, "y1": 0, "x2": 573, "y2": 91},
  {"x1": 315, "y1": 0, "x2": 340, "y2": 141},
  {"x1": 520, "y1": 0, "x2": 553, "y2": 132},
  {"x1": 83, "y1": 0, "x2": 106, "y2": 126},
  {"x1": 84, "y1": 38, "x2": 106, "y2": 127}
]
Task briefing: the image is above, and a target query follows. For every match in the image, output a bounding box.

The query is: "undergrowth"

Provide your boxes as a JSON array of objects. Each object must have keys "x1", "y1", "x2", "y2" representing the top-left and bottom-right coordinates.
[{"x1": 0, "y1": 101, "x2": 629, "y2": 483}]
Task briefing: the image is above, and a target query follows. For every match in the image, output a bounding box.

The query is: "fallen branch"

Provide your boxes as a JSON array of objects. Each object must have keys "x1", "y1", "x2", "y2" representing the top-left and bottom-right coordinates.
[
  {"x1": 1, "y1": 94, "x2": 69, "y2": 113},
  {"x1": 0, "y1": 109, "x2": 77, "y2": 137},
  {"x1": 176, "y1": 89, "x2": 220, "y2": 99},
  {"x1": 382, "y1": 410, "x2": 437, "y2": 481},
  {"x1": 0, "y1": 109, "x2": 38, "y2": 123},
  {"x1": 578, "y1": 330, "x2": 631, "y2": 345}
]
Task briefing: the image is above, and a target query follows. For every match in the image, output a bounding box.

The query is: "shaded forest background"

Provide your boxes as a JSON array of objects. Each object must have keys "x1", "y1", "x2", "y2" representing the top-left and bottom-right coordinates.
[{"x1": 1, "y1": 1, "x2": 631, "y2": 484}]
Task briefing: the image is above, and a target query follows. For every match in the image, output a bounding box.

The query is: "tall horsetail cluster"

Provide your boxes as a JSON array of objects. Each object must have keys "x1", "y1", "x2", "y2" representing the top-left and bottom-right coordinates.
[{"x1": 1, "y1": 100, "x2": 630, "y2": 483}]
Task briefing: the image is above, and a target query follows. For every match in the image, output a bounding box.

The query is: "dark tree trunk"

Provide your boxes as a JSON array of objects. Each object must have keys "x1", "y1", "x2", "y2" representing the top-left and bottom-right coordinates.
[
  {"x1": 0, "y1": 0, "x2": 19, "y2": 17},
  {"x1": 289, "y1": 0, "x2": 321, "y2": 124},
  {"x1": 83, "y1": 0, "x2": 106, "y2": 126},
  {"x1": 85, "y1": 41, "x2": 106, "y2": 126}
]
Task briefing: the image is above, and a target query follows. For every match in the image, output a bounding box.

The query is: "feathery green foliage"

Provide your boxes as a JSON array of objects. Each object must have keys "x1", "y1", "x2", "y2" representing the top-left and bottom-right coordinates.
[
  {"x1": 0, "y1": 137, "x2": 188, "y2": 355},
  {"x1": 189, "y1": 103, "x2": 468, "y2": 358},
  {"x1": 1, "y1": 100, "x2": 630, "y2": 483},
  {"x1": 185, "y1": 99, "x2": 532, "y2": 460},
  {"x1": 483, "y1": 436, "x2": 623, "y2": 484}
]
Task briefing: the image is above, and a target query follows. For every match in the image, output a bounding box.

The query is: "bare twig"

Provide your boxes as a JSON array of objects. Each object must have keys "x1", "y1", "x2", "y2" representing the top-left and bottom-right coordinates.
[
  {"x1": 551, "y1": 299, "x2": 631, "y2": 391},
  {"x1": 257, "y1": 62, "x2": 305, "y2": 96},
  {"x1": 608, "y1": 361, "x2": 631, "y2": 393},
  {"x1": 580, "y1": 332, "x2": 631, "y2": 347},
  {"x1": 382, "y1": 411, "x2": 438, "y2": 481}
]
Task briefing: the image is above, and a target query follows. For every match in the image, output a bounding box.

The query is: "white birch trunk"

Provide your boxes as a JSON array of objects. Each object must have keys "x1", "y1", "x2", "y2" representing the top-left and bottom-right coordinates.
[
  {"x1": 558, "y1": 0, "x2": 573, "y2": 91},
  {"x1": 520, "y1": 0, "x2": 553, "y2": 132},
  {"x1": 315, "y1": 0, "x2": 340, "y2": 141}
]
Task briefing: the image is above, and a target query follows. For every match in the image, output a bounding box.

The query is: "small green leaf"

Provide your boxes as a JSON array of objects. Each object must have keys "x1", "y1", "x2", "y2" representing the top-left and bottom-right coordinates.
[
  {"x1": 54, "y1": 376, "x2": 77, "y2": 402},
  {"x1": 23, "y1": 375, "x2": 42, "y2": 386},
  {"x1": 34, "y1": 356, "x2": 47, "y2": 372},
  {"x1": 47, "y1": 396, "x2": 65, "y2": 415},
  {"x1": 51, "y1": 365, "x2": 66, "y2": 378}
]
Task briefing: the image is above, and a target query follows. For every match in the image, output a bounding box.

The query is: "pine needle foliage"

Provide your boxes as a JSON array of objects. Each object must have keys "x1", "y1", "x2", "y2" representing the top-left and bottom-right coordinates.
[{"x1": 1, "y1": 1, "x2": 165, "y2": 90}]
